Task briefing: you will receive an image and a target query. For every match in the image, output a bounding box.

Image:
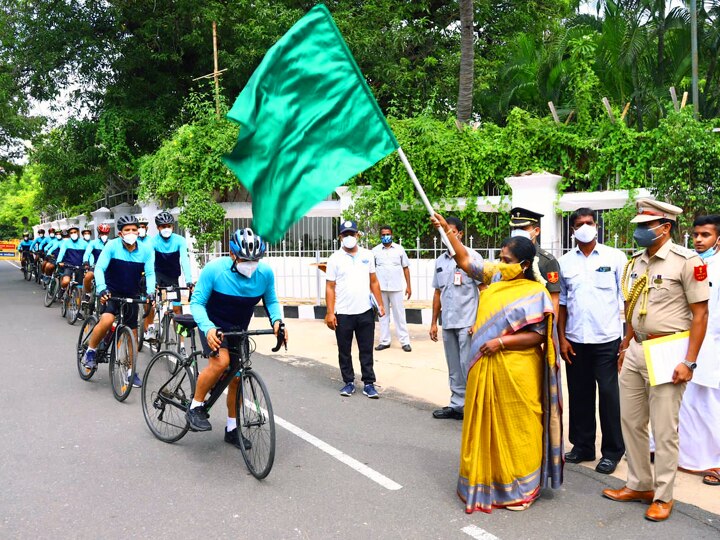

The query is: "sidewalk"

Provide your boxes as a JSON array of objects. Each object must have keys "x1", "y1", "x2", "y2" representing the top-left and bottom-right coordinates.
[{"x1": 253, "y1": 316, "x2": 720, "y2": 516}]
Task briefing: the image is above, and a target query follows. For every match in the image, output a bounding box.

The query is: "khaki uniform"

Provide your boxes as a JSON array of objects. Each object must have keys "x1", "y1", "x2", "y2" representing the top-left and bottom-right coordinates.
[
  {"x1": 536, "y1": 247, "x2": 561, "y2": 294},
  {"x1": 621, "y1": 240, "x2": 709, "y2": 502}
]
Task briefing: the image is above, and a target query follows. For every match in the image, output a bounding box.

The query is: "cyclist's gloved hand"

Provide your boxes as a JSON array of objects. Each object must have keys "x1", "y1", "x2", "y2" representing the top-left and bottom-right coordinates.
[
  {"x1": 98, "y1": 289, "x2": 111, "y2": 304},
  {"x1": 206, "y1": 328, "x2": 222, "y2": 352},
  {"x1": 58, "y1": 262, "x2": 65, "y2": 267},
  {"x1": 273, "y1": 320, "x2": 288, "y2": 346}
]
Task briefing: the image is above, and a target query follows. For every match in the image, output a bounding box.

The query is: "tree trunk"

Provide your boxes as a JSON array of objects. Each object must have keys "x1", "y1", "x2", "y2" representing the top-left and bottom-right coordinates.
[
  {"x1": 456, "y1": 0, "x2": 474, "y2": 126},
  {"x1": 655, "y1": 1, "x2": 665, "y2": 87}
]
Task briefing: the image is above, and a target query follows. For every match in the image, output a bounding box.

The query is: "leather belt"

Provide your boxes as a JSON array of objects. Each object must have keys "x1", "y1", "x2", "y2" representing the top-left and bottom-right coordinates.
[{"x1": 634, "y1": 332, "x2": 674, "y2": 343}]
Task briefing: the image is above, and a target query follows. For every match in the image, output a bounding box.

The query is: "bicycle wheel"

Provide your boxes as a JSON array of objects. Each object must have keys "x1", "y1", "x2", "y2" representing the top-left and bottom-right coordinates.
[
  {"x1": 60, "y1": 289, "x2": 68, "y2": 317},
  {"x1": 236, "y1": 370, "x2": 276, "y2": 479},
  {"x1": 76, "y1": 315, "x2": 98, "y2": 380},
  {"x1": 44, "y1": 277, "x2": 58, "y2": 307},
  {"x1": 162, "y1": 313, "x2": 180, "y2": 353},
  {"x1": 66, "y1": 287, "x2": 81, "y2": 325},
  {"x1": 109, "y1": 325, "x2": 137, "y2": 402},
  {"x1": 23, "y1": 260, "x2": 31, "y2": 281},
  {"x1": 141, "y1": 351, "x2": 194, "y2": 443},
  {"x1": 137, "y1": 307, "x2": 146, "y2": 352}
]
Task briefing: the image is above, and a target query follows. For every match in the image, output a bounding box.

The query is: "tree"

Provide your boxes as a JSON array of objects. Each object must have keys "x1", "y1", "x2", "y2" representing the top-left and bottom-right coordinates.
[{"x1": 457, "y1": 0, "x2": 475, "y2": 124}]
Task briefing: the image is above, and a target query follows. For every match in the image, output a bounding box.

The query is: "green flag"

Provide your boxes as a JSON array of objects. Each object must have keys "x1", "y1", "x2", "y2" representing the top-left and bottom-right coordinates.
[{"x1": 223, "y1": 4, "x2": 399, "y2": 243}]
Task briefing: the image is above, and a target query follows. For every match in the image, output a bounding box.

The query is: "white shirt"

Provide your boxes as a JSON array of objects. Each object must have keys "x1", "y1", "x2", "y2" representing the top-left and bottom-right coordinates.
[
  {"x1": 706, "y1": 254, "x2": 720, "y2": 338},
  {"x1": 372, "y1": 243, "x2": 409, "y2": 291},
  {"x1": 559, "y1": 242, "x2": 627, "y2": 344},
  {"x1": 326, "y1": 247, "x2": 376, "y2": 315}
]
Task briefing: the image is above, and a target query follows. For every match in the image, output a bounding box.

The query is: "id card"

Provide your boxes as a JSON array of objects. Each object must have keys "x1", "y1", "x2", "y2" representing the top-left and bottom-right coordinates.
[{"x1": 453, "y1": 271, "x2": 462, "y2": 286}]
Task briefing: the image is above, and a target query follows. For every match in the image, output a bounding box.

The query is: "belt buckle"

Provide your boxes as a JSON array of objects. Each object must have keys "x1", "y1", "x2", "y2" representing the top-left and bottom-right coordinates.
[{"x1": 634, "y1": 332, "x2": 648, "y2": 343}]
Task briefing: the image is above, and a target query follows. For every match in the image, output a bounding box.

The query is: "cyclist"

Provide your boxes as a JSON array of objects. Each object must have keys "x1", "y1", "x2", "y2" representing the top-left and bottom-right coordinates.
[
  {"x1": 42, "y1": 229, "x2": 63, "y2": 283},
  {"x1": 82, "y1": 215, "x2": 155, "y2": 388},
  {"x1": 137, "y1": 216, "x2": 151, "y2": 244},
  {"x1": 17, "y1": 232, "x2": 33, "y2": 272},
  {"x1": 82, "y1": 223, "x2": 111, "y2": 302},
  {"x1": 186, "y1": 227, "x2": 287, "y2": 449},
  {"x1": 144, "y1": 211, "x2": 193, "y2": 348},
  {"x1": 56, "y1": 225, "x2": 89, "y2": 298},
  {"x1": 30, "y1": 229, "x2": 47, "y2": 253}
]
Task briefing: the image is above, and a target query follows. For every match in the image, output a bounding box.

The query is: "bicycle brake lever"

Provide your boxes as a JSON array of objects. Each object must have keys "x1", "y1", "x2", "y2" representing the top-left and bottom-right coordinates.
[{"x1": 271, "y1": 324, "x2": 286, "y2": 353}]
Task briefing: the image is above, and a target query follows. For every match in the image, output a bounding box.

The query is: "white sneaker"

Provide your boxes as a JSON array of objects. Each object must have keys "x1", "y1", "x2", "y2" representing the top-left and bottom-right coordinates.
[{"x1": 145, "y1": 325, "x2": 157, "y2": 341}]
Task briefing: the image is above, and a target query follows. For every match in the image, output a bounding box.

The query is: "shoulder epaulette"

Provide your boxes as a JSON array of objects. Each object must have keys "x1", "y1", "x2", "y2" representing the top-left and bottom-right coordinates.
[
  {"x1": 669, "y1": 244, "x2": 698, "y2": 260},
  {"x1": 630, "y1": 250, "x2": 644, "y2": 258}
]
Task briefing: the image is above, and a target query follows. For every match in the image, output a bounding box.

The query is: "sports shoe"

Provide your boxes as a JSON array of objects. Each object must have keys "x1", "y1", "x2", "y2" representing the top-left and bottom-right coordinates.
[
  {"x1": 83, "y1": 349, "x2": 97, "y2": 369},
  {"x1": 179, "y1": 346, "x2": 187, "y2": 358},
  {"x1": 363, "y1": 384, "x2": 379, "y2": 399},
  {"x1": 186, "y1": 406, "x2": 212, "y2": 432},
  {"x1": 145, "y1": 325, "x2": 157, "y2": 342},
  {"x1": 402, "y1": 344, "x2": 412, "y2": 352},
  {"x1": 225, "y1": 428, "x2": 252, "y2": 450},
  {"x1": 81, "y1": 293, "x2": 91, "y2": 307},
  {"x1": 132, "y1": 373, "x2": 142, "y2": 388},
  {"x1": 339, "y1": 382, "x2": 355, "y2": 396}
]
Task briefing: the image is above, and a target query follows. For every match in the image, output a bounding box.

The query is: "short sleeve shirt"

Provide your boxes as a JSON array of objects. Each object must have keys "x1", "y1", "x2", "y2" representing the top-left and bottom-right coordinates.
[
  {"x1": 326, "y1": 247, "x2": 376, "y2": 315},
  {"x1": 559, "y1": 243, "x2": 627, "y2": 343},
  {"x1": 538, "y1": 248, "x2": 561, "y2": 293},
  {"x1": 372, "y1": 243, "x2": 409, "y2": 291},
  {"x1": 628, "y1": 241, "x2": 710, "y2": 334},
  {"x1": 432, "y1": 248, "x2": 483, "y2": 329}
]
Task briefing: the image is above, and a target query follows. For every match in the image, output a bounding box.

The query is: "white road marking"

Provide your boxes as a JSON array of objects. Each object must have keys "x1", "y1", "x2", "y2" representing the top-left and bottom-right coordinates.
[
  {"x1": 231, "y1": 391, "x2": 402, "y2": 491},
  {"x1": 461, "y1": 525, "x2": 501, "y2": 540},
  {"x1": 4, "y1": 260, "x2": 21, "y2": 269}
]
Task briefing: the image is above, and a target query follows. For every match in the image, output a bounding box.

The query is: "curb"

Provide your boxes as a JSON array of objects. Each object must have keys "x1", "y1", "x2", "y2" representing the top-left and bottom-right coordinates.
[{"x1": 255, "y1": 305, "x2": 433, "y2": 325}]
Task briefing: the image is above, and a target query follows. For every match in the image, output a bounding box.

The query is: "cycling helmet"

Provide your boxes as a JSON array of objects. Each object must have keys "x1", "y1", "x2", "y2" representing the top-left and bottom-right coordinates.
[
  {"x1": 38, "y1": 229, "x2": 46, "y2": 234},
  {"x1": 81, "y1": 227, "x2": 92, "y2": 233},
  {"x1": 155, "y1": 211, "x2": 175, "y2": 226},
  {"x1": 48, "y1": 228, "x2": 55, "y2": 234},
  {"x1": 61, "y1": 229, "x2": 69, "y2": 237},
  {"x1": 68, "y1": 224, "x2": 80, "y2": 232},
  {"x1": 137, "y1": 216, "x2": 149, "y2": 226},
  {"x1": 116, "y1": 215, "x2": 139, "y2": 230},
  {"x1": 97, "y1": 223, "x2": 111, "y2": 234},
  {"x1": 229, "y1": 228, "x2": 266, "y2": 261}
]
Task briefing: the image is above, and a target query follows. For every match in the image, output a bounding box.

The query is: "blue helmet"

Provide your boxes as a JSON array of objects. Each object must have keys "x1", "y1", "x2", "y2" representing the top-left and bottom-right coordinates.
[{"x1": 229, "y1": 228, "x2": 266, "y2": 261}]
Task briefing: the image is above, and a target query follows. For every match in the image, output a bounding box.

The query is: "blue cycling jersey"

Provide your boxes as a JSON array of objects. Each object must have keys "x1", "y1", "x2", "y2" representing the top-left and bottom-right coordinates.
[
  {"x1": 45, "y1": 238, "x2": 63, "y2": 257},
  {"x1": 190, "y1": 257, "x2": 282, "y2": 335},
  {"x1": 137, "y1": 234, "x2": 151, "y2": 245},
  {"x1": 30, "y1": 236, "x2": 46, "y2": 252},
  {"x1": 17, "y1": 240, "x2": 33, "y2": 252},
  {"x1": 151, "y1": 233, "x2": 192, "y2": 283},
  {"x1": 83, "y1": 238, "x2": 109, "y2": 266},
  {"x1": 57, "y1": 238, "x2": 90, "y2": 267},
  {"x1": 95, "y1": 238, "x2": 155, "y2": 297}
]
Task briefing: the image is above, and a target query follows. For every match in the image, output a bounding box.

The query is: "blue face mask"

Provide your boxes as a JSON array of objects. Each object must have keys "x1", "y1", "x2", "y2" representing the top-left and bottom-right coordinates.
[
  {"x1": 699, "y1": 240, "x2": 719, "y2": 259},
  {"x1": 381, "y1": 234, "x2": 393, "y2": 244},
  {"x1": 633, "y1": 224, "x2": 663, "y2": 248}
]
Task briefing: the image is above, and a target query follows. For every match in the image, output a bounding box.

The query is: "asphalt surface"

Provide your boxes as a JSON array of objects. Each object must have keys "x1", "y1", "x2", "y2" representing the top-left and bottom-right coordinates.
[{"x1": 1, "y1": 260, "x2": 719, "y2": 539}]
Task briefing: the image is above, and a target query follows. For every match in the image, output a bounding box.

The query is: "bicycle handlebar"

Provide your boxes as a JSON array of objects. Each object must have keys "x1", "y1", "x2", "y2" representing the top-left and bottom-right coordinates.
[{"x1": 219, "y1": 322, "x2": 287, "y2": 353}]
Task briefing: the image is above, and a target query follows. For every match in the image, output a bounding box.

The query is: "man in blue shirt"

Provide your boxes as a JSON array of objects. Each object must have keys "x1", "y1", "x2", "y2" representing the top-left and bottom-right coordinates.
[
  {"x1": 137, "y1": 216, "x2": 151, "y2": 244},
  {"x1": 41, "y1": 229, "x2": 62, "y2": 284},
  {"x1": 30, "y1": 229, "x2": 46, "y2": 252},
  {"x1": 82, "y1": 223, "x2": 111, "y2": 299},
  {"x1": 17, "y1": 232, "x2": 33, "y2": 272},
  {"x1": 82, "y1": 215, "x2": 155, "y2": 388},
  {"x1": 187, "y1": 228, "x2": 286, "y2": 446},
  {"x1": 57, "y1": 224, "x2": 90, "y2": 297},
  {"x1": 144, "y1": 211, "x2": 193, "y2": 342},
  {"x1": 558, "y1": 207, "x2": 628, "y2": 474}
]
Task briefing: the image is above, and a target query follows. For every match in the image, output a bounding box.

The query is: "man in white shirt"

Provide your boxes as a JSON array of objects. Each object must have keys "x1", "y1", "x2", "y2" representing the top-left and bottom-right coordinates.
[
  {"x1": 679, "y1": 214, "x2": 720, "y2": 485},
  {"x1": 372, "y1": 225, "x2": 412, "y2": 352},
  {"x1": 558, "y1": 208, "x2": 628, "y2": 474},
  {"x1": 325, "y1": 220, "x2": 386, "y2": 399}
]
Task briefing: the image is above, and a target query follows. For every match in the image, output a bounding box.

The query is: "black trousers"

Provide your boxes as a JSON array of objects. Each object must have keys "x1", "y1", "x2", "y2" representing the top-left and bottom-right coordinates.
[
  {"x1": 335, "y1": 309, "x2": 376, "y2": 384},
  {"x1": 566, "y1": 338, "x2": 625, "y2": 460}
]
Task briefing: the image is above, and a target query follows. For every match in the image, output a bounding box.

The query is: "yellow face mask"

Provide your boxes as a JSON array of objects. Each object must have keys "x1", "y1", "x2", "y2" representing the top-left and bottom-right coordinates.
[{"x1": 496, "y1": 262, "x2": 525, "y2": 281}]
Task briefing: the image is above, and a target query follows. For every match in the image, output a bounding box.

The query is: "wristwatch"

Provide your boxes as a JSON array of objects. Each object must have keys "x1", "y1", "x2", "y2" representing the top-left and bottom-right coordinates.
[{"x1": 682, "y1": 360, "x2": 697, "y2": 371}]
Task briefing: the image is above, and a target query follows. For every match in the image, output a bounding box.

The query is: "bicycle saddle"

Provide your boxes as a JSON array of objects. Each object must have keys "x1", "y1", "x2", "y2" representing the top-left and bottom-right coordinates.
[{"x1": 174, "y1": 314, "x2": 197, "y2": 329}]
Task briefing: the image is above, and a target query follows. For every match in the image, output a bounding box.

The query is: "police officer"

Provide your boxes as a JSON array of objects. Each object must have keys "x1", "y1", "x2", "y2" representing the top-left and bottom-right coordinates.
[
  {"x1": 602, "y1": 199, "x2": 709, "y2": 522},
  {"x1": 509, "y1": 207, "x2": 561, "y2": 312}
]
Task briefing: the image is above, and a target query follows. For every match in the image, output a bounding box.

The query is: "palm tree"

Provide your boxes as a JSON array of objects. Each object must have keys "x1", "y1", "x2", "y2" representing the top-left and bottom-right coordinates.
[{"x1": 456, "y1": 0, "x2": 474, "y2": 125}]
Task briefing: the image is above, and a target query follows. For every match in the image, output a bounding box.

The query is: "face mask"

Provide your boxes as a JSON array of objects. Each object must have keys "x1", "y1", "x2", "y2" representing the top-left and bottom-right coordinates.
[
  {"x1": 23, "y1": 237, "x2": 29, "y2": 241},
  {"x1": 56, "y1": 235, "x2": 62, "y2": 240},
  {"x1": 160, "y1": 228, "x2": 172, "y2": 239},
  {"x1": 699, "y1": 238, "x2": 720, "y2": 260},
  {"x1": 235, "y1": 260, "x2": 259, "y2": 278},
  {"x1": 633, "y1": 223, "x2": 664, "y2": 248},
  {"x1": 70, "y1": 233, "x2": 79, "y2": 241},
  {"x1": 511, "y1": 229, "x2": 532, "y2": 240},
  {"x1": 100, "y1": 235, "x2": 108, "y2": 243},
  {"x1": 573, "y1": 224, "x2": 597, "y2": 244},
  {"x1": 83, "y1": 233, "x2": 91, "y2": 241},
  {"x1": 122, "y1": 233, "x2": 138, "y2": 245},
  {"x1": 381, "y1": 234, "x2": 392, "y2": 245},
  {"x1": 39, "y1": 234, "x2": 44, "y2": 238},
  {"x1": 342, "y1": 236, "x2": 357, "y2": 250},
  {"x1": 496, "y1": 262, "x2": 526, "y2": 281},
  {"x1": 138, "y1": 228, "x2": 147, "y2": 238}
]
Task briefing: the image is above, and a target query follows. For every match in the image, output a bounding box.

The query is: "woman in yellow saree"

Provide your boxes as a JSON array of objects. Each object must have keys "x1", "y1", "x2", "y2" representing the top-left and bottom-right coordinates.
[{"x1": 432, "y1": 214, "x2": 564, "y2": 513}]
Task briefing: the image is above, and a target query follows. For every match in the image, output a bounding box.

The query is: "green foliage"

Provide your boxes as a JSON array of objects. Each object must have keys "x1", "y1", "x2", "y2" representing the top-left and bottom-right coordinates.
[{"x1": 0, "y1": 166, "x2": 40, "y2": 237}]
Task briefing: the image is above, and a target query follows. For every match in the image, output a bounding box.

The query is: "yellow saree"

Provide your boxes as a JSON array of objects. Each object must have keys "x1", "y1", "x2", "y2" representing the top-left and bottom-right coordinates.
[{"x1": 457, "y1": 278, "x2": 564, "y2": 513}]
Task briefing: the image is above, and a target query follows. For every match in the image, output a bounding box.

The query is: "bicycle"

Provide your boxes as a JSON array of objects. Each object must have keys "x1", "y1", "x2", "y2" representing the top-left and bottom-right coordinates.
[
  {"x1": 43, "y1": 264, "x2": 61, "y2": 307},
  {"x1": 61, "y1": 264, "x2": 84, "y2": 325},
  {"x1": 79, "y1": 266, "x2": 99, "y2": 321},
  {"x1": 21, "y1": 251, "x2": 32, "y2": 281},
  {"x1": 145, "y1": 286, "x2": 191, "y2": 355},
  {"x1": 76, "y1": 296, "x2": 144, "y2": 402},
  {"x1": 33, "y1": 253, "x2": 44, "y2": 284},
  {"x1": 141, "y1": 313, "x2": 285, "y2": 479}
]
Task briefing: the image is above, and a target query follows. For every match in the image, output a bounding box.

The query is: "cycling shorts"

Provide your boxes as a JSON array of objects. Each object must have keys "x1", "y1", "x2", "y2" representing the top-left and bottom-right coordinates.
[
  {"x1": 198, "y1": 331, "x2": 244, "y2": 358},
  {"x1": 156, "y1": 272, "x2": 180, "y2": 288},
  {"x1": 101, "y1": 298, "x2": 139, "y2": 329},
  {"x1": 61, "y1": 267, "x2": 85, "y2": 279}
]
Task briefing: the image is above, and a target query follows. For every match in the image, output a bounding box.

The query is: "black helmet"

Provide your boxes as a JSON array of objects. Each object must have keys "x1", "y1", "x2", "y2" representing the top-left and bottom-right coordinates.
[
  {"x1": 38, "y1": 229, "x2": 46, "y2": 234},
  {"x1": 116, "y1": 215, "x2": 139, "y2": 230},
  {"x1": 155, "y1": 211, "x2": 175, "y2": 226}
]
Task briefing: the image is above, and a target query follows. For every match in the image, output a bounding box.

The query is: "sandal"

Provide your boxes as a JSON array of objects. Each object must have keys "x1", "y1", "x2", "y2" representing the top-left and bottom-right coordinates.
[
  {"x1": 702, "y1": 468, "x2": 720, "y2": 486},
  {"x1": 506, "y1": 500, "x2": 535, "y2": 511}
]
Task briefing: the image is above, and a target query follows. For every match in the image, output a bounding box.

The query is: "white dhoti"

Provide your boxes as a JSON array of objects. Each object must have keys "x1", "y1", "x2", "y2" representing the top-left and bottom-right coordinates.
[{"x1": 679, "y1": 382, "x2": 720, "y2": 471}]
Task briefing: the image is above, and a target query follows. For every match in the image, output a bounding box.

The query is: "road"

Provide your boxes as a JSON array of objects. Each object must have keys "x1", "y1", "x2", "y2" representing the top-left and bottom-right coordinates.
[{"x1": 1, "y1": 261, "x2": 718, "y2": 539}]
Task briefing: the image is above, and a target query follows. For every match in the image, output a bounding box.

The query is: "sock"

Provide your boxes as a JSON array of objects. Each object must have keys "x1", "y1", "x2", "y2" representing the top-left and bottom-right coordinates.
[
  {"x1": 190, "y1": 399, "x2": 203, "y2": 410},
  {"x1": 87, "y1": 347, "x2": 96, "y2": 353},
  {"x1": 227, "y1": 417, "x2": 237, "y2": 431}
]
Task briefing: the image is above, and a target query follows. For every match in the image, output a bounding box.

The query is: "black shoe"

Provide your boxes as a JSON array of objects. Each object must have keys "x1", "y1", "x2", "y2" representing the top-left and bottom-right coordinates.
[
  {"x1": 186, "y1": 406, "x2": 212, "y2": 432},
  {"x1": 432, "y1": 406, "x2": 463, "y2": 420},
  {"x1": 595, "y1": 457, "x2": 619, "y2": 474},
  {"x1": 374, "y1": 343, "x2": 390, "y2": 351},
  {"x1": 564, "y1": 448, "x2": 596, "y2": 463},
  {"x1": 225, "y1": 428, "x2": 252, "y2": 450},
  {"x1": 402, "y1": 344, "x2": 412, "y2": 352}
]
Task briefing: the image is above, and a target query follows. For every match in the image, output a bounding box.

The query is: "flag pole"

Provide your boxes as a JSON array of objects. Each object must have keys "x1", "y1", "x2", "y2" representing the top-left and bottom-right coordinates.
[{"x1": 397, "y1": 147, "x2": 455, "y2": 256}]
